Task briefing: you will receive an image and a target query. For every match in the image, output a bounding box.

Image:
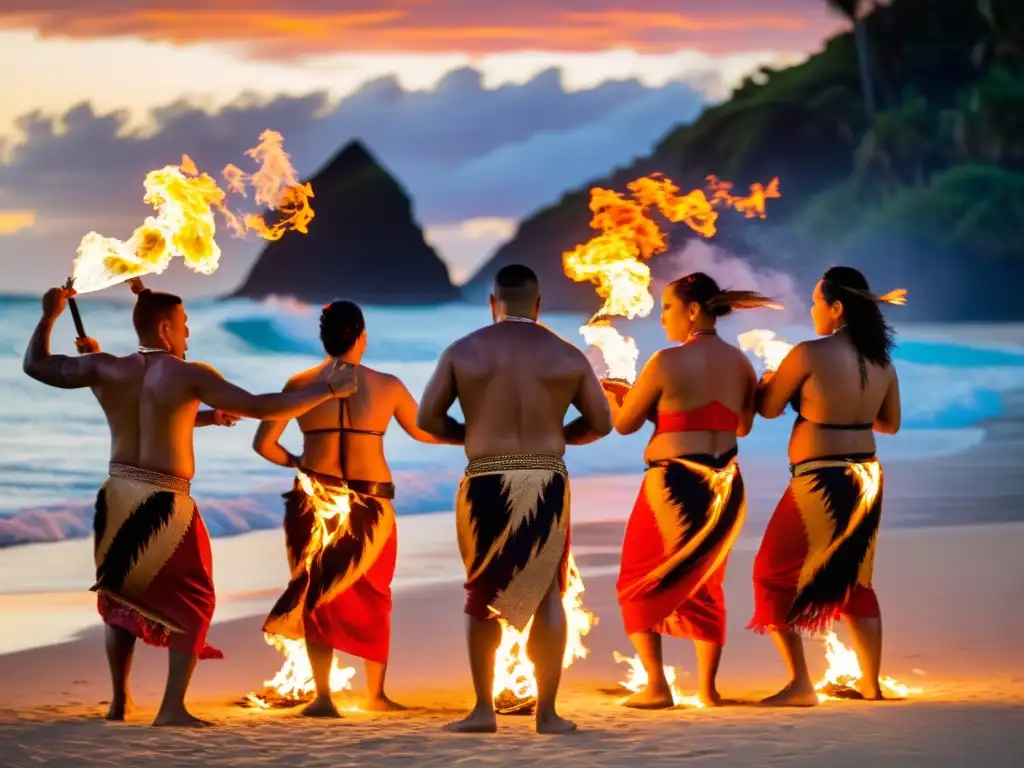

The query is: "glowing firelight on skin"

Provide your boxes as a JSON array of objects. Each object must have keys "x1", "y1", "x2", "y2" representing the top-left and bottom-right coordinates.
[
  {"x1": 247, "y1": 471, "x2": 360, "y2": 707},
  {"x1": 563, "y1": 175, "x2": 780, "y2": 382},
  {"x1": 492, "y1": 555, "x2": 595, "y2": 704},
  {"x1": 71, "y1": 129, "x2": 313, "y2": 295},
  {"x1": 613, "y1": 652, "x2": 704, "y2": 709}
]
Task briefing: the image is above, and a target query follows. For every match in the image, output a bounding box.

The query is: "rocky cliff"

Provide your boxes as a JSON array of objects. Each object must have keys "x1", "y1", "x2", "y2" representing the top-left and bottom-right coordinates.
[{"x1": 231, "y1": 141, "x2": 459, "y2": 305}]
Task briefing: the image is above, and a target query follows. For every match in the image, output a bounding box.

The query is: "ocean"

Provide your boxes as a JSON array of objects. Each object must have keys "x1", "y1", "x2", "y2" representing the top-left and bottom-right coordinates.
[{"x1": 3, "y1": 295, "x2": 1024, "y2": 547}]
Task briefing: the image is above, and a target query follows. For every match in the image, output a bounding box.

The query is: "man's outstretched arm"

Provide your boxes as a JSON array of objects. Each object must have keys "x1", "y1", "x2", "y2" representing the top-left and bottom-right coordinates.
[
  {"x1": 189, "y1": 362, "x2": 357, "y2": 421},
  {"x1": 24, "y1": 287, "x2": 111, "y2": 389}
]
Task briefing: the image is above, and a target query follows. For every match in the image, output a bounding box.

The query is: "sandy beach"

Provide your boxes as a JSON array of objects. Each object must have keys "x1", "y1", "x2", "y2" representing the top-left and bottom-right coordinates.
[
  {"x1": 2, "y1": 324, "x2": 1023, "y2": 765},
  {"x1": 2, "y1": 471, "x2": 1024, "y2": 765}
]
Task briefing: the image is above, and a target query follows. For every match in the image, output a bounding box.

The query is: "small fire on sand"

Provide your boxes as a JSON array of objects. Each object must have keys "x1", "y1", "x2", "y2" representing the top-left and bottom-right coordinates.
[
  {"x1": 71, "y1": 129, "x2": 313, "y2": 294},
  {"x1": 243, "y1": 471, "x2": 360, "y2": 709},
  {"x1": 492, "y1": 555, "x2": 596, "y2": 714},
  {"x1": 563, "y1": 174, "x2": 780, "y2": 382},
  {"x1": 815, "y1": 631, "x2": 922, "y2": 701},
  {"x1": 613, "y1": 652, "x2": 704, "y2": 709}
]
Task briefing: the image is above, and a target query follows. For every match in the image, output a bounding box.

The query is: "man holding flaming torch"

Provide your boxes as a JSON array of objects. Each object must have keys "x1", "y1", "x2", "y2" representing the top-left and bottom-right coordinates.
[
  {"x1": 23, "y1": 282, "x2": 357, "y2": 727},
  {"x1": 418, "y1": 264, "x2": 613, "y2": 735}
]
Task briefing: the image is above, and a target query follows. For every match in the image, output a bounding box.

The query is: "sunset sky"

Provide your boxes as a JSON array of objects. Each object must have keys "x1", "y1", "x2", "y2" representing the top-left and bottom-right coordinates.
[{"x1": 0, "y1": 1, "x2": 845, "y2": 293}]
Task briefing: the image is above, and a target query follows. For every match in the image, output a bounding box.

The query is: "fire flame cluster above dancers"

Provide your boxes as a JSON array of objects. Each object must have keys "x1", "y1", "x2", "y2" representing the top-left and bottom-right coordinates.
[{"x1": 60, "y1": 136, "x2": 917, "y2": 714}]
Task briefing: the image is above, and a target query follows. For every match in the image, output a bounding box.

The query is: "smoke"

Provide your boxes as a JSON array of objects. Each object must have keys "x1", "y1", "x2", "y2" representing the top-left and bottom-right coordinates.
[{"x1": 655, "y1": 239, "x2": 806, "y2": 330}]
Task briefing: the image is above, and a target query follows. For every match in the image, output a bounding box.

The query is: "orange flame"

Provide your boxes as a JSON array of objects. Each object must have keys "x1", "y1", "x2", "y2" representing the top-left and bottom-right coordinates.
[
  {"x1": 563, "y1": 174, "x2": 780, "y2": 381},
  {"x1": 492, "y1": 555, "x2": 596, "y2": 706},
  {"x1": 71, "y1": 130, "x2": 314, "y2": 294}
]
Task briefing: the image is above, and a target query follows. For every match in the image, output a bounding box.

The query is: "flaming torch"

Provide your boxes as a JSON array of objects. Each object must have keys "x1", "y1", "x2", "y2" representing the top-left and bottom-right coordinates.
[
  {"x1": 65, "y1": 130, "x2": 312, "y2": 335},
  {"x1": 563, "y1": 174, "x2": 780, "y2": 385}
]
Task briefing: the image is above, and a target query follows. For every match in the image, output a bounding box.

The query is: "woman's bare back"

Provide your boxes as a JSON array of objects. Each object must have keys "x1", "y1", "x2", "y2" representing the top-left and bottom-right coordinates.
[
  {"x1": 645, "y1": 336, "x2": 755, "y2": 462},
  {"x1": 789, "y1": 334, "x2": 895, "y2": 462},
  {"x1": 295, "y1": 363, "x2": 398, "y2": 482}
]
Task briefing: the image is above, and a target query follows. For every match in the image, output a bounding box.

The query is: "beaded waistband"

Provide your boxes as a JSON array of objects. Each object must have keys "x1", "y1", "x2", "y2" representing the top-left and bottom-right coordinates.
[
  {"x1": 109, "y1": 462, "x2": 191, "y2": 495},
  {"x1": 465, "y1": 453, "x2": 567, "y2": 477}
]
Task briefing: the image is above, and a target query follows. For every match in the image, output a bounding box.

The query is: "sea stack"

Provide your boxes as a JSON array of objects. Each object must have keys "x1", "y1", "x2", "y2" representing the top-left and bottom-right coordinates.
[{"x1": 230, "y1": 140, "x2": 460, "y2": 305}]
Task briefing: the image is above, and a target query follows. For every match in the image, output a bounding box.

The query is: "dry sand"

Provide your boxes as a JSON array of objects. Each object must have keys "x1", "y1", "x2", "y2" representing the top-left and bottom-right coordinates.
[{"x1": 1, "y1": 516, "x2": 1023, "y2": 766}]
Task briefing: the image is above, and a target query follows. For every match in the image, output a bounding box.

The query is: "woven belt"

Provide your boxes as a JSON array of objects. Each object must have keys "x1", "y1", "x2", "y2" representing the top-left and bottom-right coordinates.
[
  {"x1": 109, "y1": 462, "x2": 191, "y2": 495},
  {"x1": 790, "y1": 453, "x2": 878, "y2": 478},
  {"x1": 465, "y1": 453, "x2": 567, "y2": 477}
]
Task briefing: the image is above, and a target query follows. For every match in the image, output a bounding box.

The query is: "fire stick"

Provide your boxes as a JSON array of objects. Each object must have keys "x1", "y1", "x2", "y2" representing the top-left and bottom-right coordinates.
[{"x1": 63, "y1": 277, "x2": 87, "y2": 339}]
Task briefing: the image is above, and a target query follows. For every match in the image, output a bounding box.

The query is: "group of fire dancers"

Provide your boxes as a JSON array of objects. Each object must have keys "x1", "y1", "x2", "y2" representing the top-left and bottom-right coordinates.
[{"x1": 23, "y1": 261, "x2": 905, "y2": 732}]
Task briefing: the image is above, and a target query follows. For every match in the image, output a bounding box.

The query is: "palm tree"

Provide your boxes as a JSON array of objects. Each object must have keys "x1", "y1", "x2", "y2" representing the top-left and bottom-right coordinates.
[{"x1": 827, "y1": 0, "x2": 877, "y2": 120}]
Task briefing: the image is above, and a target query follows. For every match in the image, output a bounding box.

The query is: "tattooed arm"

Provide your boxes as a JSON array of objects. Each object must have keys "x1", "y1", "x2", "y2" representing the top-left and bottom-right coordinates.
[{"x1": 23, "y1": 287, "x2": 114, "y2": 389}]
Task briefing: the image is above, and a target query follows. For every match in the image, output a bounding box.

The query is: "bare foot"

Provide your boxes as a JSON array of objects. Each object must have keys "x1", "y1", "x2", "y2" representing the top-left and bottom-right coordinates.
[
  {"x1": 363, "y1": 695, "x2": 408, "y2": 712},
  {"x1": 699, "y1": 690, "x2": 724, "y2": 708},
  {"x1": 301, "y1": 697, "x2": 342, "y2": 718},
  {"x1": 105, "y1": 696, "x2": 137, "y2": 721},
  {"x1": 623, "y1": 686, "x2": 675, "y2": 709},
  {"x1": 152, "y1": 709, "x2": 212, "y2": 728},
  {"x1": 536, "y1": 712, "x2": 578, "y2": 735},
  {"x1": 760, "y1": 681, "x2": 819, "y2": 707},
  {"x1": 444, "y1": 707, "x2": 497, "y2": 734},
  {"x1": 857, "y1": 682, "x2": 899, "y2": 701}
]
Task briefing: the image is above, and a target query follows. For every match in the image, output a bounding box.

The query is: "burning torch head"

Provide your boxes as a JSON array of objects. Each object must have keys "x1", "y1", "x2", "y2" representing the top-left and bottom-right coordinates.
[
  {"x1": 491, "y1": 264, "x2": 540, "y2": 323},
  {"x1": 132, "y1": 289, "x2": 189, "y2": 359}
]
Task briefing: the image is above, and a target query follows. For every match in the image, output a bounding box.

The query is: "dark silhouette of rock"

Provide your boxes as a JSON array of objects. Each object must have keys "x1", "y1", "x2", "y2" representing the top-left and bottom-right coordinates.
[{"x1": 230, "y1": 141, "x2": 459, "y2": 305}]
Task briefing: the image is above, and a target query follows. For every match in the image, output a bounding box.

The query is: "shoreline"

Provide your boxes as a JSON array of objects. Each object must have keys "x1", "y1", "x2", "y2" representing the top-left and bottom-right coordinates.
[{"x1": 2, "y1": 379, "x2": 1023, "y2": 656}]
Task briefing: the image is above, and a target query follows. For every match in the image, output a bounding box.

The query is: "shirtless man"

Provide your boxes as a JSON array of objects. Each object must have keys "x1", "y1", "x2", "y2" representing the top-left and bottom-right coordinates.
[
  {"x1": 253, "y1": 299, "x2": 451, "y2": 717},
  {"x1": 23, "y1": 282, "x2": 356, "y2": 727},
  {"x1": 417, "y1": 263, "x2": 613, "y2": 735}
]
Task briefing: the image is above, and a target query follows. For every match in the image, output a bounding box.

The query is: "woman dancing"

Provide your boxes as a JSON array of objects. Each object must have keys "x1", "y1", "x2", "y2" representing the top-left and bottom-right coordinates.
[
  {"x1": 610, "y1": 272, "x2": 780, "y2": 708},
  {"x1": 750, "y1": 266, "x2": 904, "y2": 706}
]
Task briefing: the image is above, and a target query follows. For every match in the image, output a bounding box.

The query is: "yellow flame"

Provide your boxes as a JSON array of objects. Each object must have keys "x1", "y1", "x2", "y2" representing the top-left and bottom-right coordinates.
[
  {"x1": 492, "y1": 554, "x2": 596, "y2": 703},
  {"x1": 815, "y1": 631, "x2": 922, "y2": 702},
  {"x1": 737, "y1": 329, "x2": 794, "y2": 371},
  {"x1": 563, "y1": 175, "x2": 780, "y2": 382},
  {"x1": 246, "y1": 633, "x2": 357, "y2": 707},
  {"x1": 612, "y1": 651, "x2": 705, "y2": 708},
  {"x1": 71, "y1": 131, "x2": 314, "y2": 294},
  {"x1": 248, "y1": 472, "x2": 356, "y2": 704}
]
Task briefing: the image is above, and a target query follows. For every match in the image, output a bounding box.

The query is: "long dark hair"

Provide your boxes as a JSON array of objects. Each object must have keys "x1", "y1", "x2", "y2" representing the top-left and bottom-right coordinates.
[
  {"x1": 670, "y1": 271, "x2": 782, "y2": 318},
  {"x1": 821, "y1": 266, "x2": 902, "y2": 380}
]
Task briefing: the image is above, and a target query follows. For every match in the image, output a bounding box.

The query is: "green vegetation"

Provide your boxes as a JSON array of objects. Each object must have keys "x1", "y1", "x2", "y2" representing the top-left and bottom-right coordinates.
[{"x1": 475, "y1": 0, "x2": 1024, "y2": 318}]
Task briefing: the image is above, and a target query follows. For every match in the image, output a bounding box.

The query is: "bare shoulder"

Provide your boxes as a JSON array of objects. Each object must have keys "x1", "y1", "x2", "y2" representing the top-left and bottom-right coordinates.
[
  {"x1": 361, "y1": 366, "x2": 400, "y2": 389},
  {"x1": 285, "y1": 363, "x2": 323, "y2": 390}
]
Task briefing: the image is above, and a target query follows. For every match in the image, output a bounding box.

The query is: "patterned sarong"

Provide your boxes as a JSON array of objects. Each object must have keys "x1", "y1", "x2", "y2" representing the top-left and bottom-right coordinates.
[
  {"x1": 750, "y1": 455, "x2": 883, "y2": 635},
  {"x1": 92, "y1": 463, "x2": 222, "y2": 659},
  {"x1": 617, "y1": 450, "x2": 745, "y2": 646},
  {"x1": 456, "y1": 454, "x2": 571, "y2": 631},
  {"x1": 263, "y1": 468, "x2": 397, "y2": 663}
]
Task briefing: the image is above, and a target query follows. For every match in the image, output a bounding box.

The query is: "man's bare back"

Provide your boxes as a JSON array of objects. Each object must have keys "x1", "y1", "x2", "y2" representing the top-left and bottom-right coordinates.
[{"x1": 421, "y1": 321, "x2": 612, "y2": 457}]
